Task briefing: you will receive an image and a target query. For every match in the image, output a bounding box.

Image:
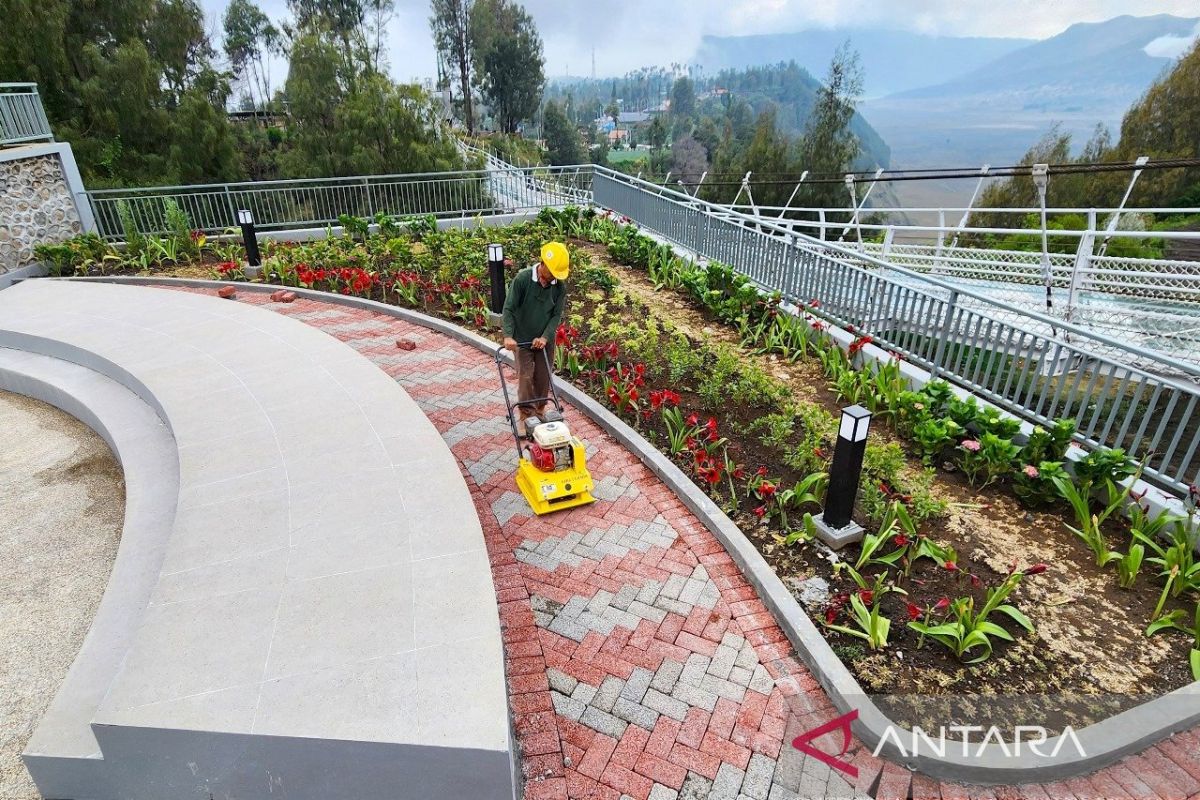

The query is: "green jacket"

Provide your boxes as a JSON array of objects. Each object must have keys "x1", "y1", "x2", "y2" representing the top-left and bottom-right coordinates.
[{"x1": 502, "y1": 266, "x2": 567, "y2": 343}]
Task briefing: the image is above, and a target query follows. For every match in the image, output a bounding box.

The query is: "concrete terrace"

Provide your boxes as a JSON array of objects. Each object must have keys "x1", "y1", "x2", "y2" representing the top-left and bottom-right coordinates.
[{"x1": 0, "y1": 281, "x2": 509, "y2": 799}]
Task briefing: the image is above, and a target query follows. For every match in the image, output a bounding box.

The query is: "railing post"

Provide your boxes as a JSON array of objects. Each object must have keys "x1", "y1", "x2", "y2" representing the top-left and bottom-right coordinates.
[
  {"x1": 1066, "y1": 208, "x2": 1096, "y2": 325},
  {"x1": 881, "y1": 227, "x2": 895, "y2": 258},
  {"x1": 934, "y1": 209, "x2": 946, "y2": 258},
  {"x1": 928, "y1": 289, "x2": 959, "y2": 379},
  {"x1": 223, "y1": 186, "x2": 237, "y2": 228}
]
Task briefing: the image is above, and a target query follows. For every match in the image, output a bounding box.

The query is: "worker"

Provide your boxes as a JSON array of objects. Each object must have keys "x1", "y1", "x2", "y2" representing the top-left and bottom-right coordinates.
[{"x1": 502, "y1": 241, "x2": 570, "y2": 427}]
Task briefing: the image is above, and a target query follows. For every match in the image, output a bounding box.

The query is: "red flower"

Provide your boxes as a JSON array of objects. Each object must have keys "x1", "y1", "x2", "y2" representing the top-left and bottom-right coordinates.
[
  {"x1": 759, "y1": 482, "x2": 777, "y2": 498},
  {"x1": 944, "y1": 561, "x2": 958, "y2": 572},
  {"x1": 906, "y1": 602, "x2": 921, "y2": 621},
  {"x1": 813, "y1": 447, "x2": 826, "y2": 459},
  {"x1": 663, "y1": 389, "x2": 681, "y2": 406},
  {"x1": 809, "y1": 299, "x2": 820, "y2": 308},
  {"x1": 970, "y1": 574, "x2": 981, "y2": 588},
  {"x1": 732, "y1": 465, "x2": 745, "y2": 479},
  {"x1": 756, "y1": 466, "x2": 768, "y2": 477},
  {"x1": 825, "y1": 607, "x2": 838, "y2": 624},
  {"x1": 752, "y1": 505, "x2": 767, "y2": 518},
  {"x1": 704, "y1": 467, "x2": 722, "y2": 485},
  {"x1": 705, "y1": 416, "x2": 718, "y2": 433},
  {"x1": 686, "y1": 412, "x2": 700, "y2": 426},
  {"x1": 858, "y1": 589, "x2": 874, "y2": 605},
  {"x1": 1023, "y1": 563, "x2": 1049, "y2": 576},
  {"x1": 934, "y1": 597, "x2": 951, "y2": 612},
  {"x1": 892, "y1": 534, "x2": 909, "y2": 548}
]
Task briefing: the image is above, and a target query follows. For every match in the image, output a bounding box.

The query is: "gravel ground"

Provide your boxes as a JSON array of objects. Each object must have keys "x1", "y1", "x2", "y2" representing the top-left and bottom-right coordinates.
[{"x1": 0, "y1": 391, "x2": 123, "y2": 800}]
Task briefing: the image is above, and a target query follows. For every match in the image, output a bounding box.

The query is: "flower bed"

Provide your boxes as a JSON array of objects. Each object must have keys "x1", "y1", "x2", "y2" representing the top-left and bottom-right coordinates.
[{"x1": 44, "y1": 205, "x2": 1200, "y2": 731}]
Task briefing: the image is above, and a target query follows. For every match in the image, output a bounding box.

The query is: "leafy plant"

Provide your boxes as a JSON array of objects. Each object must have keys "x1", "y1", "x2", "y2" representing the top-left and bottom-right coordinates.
[
  {"x1": 117, "y1": 199, "x2": 147, "y2": 256},
  {"x1": 1145, "y1": 597, "x2": 1200, "y2": 680},
  {"x1": 1074, "y1": 447, "x2": 1136, "y2": 493},
  {"x1": 1052, "y1": 475, "x2": 1131, "y2": 567},
  {"x1": 824, "y1": 588, "x2": 893, "y2": 650},
  {"x1": 971, "y1": 433, "x2": 1019, "y2": 488},
  {"x1": 662, "y1": 407, "x2": 702, "y2": 455},
  {"x1": 1115, "y1": 543, "x2": 1145, "y2": 589},
  {"x1": 907, "y1": 568, "x2": 1039, "y2": 663},
  {"x1": 1134, "y1": 516, "x2": 1200, "y2": 598},
  {"x1": 912, "y1": 418, "x2": 963, "y2": 465},
  {"x1": 1012, "y1": 461, "x2": 1068, "y2": 508}
]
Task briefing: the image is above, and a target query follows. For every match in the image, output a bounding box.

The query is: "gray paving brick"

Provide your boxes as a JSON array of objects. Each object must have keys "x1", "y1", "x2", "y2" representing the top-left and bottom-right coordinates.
[
  {"x1": 767, "y1": 786, "x2": 801, "y2": 800},
  {"x1": 642, "y1": 687, "x2": 690, "y2": 721},
  {"x1": 678, "y1": 653, "x2": 710, "y2": 687},
  {"x1": 593, "y1": 676, "x2": 624, "y2": 713},
  {"x1": 729, "y1": 666, "x2": 753, "y2": 687},
  {"x1": 580, "y1": 705, "x2": 627, "y2": 738},
  {"x1": 771, "y1": 742, "x2": 805, "y2": 792},
  {"x1": 551, "y1": 690, "x2": 587, "y2": 721},
  {"x1": 709, "y1": 644, "x2": 738, "y2": 680},
  {"x1": 798, "y1": 755, "x2": 836, "y2": 800},
  {"x1": 621, "y1": 667, "x2": 654, "y2": 703},
  {"x1": 547, "y1": 668, "x2": 577, "y2": 695},
  {"x1": 734, "y1": 642, "x2": 759, "y2": 670},
  {"x1": 742, "y1": 753, "x2": 775, "y2": 800},
  {"x1": 612, "y1": 696, "x2": 659, "y2": 730},
  {"x1": 562, "y1": 595, "x2": 590, "y2": 618},
  {"x1": 647, "y1": 785, "x2": 679, "y2": 800},
  {"x1": 654, "y1": 596, "x2": 693, "y2": 617},
  {"x1": 636, "y1": 580, "x2": 663, "y2": 604},
  {"x1": 679, "y1": 772, "x2": 713, "y2": 800},
  {"x1": 662, "y1": 573, "x2": 687, "y2": 599},
  {"x1": 571, "y1": 682, "x2": 597, "y2": 705},
  {"x1": 711, "y1": 762, "x2": 745, "y2": 800},
  {"x1": 670, "y1": 682, "x2": 719, "y2": 712},
  {"x1": 628, "y1": 600, "x2": 669, "y2": 623},
  {"x1": 696, "y1": 581, "x2": 721, "y2": 608},
  {"x1": 749, "y1": 665, "x2": 775, "y2": 694},
  {"x1": 586, "y1": 590, "x2": 614, "y2": 614},
  {"x1": 650, "y1": 659, "x2": 684, "y2": 693},
  {"x1": 612, "y1": 583, "x2": 640, "y2": 610},
  {"x1": 548, "y1": 615, "x2": 588, "y2": 642},
  {"x1": 700, "y1": 673, "x2": 748, "y2": 703}
]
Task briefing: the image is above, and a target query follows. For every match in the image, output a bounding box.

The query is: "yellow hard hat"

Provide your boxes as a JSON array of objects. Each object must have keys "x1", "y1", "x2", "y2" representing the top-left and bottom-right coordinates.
[{"x1": 540, "y1": 241, "x2": 570, "y2": 280}]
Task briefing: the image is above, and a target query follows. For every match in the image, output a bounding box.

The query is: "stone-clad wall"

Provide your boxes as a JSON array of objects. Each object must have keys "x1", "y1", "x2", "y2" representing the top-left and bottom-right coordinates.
[{"x1": 0, "y1": 149, "x2": 84, "y2": 274}]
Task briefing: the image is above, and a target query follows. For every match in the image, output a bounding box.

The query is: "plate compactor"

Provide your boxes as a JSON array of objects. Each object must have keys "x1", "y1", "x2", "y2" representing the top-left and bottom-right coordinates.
[{"x1": 496, "y1": 344, "x2": 595, "y2": 515}]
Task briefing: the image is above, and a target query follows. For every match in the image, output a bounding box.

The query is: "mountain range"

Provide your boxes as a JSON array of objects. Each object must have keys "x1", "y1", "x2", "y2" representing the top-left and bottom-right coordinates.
[{"x1": 693, "y1": 15, "x2": 1200, "y2": 206}]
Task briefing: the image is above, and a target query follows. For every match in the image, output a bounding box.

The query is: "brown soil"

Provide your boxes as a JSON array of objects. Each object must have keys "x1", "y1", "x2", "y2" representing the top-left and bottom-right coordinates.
[{"x1": 572, "y1": 242, "x2": 1195, "y2": 728}]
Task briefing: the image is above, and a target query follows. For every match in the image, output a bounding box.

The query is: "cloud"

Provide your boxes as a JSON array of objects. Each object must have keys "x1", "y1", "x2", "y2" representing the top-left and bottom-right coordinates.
[
  {"x1": 197, "y1": 0, "x2": 1200, "y2": 86},
  {"x1": 1143, "y1": 20, "x2": 1200, "y2": 58}
]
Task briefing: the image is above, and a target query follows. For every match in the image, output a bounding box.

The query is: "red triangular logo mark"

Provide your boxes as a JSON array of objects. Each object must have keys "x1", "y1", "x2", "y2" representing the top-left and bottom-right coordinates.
[{"x1": 791, "y1": 708, "x2": 859, "y2": 778}]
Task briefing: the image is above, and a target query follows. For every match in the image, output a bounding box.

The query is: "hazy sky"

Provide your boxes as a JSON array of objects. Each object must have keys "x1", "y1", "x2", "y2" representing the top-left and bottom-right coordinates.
[{"x1": 197, "y1": 0, "x2": 1200, "y2": 85}]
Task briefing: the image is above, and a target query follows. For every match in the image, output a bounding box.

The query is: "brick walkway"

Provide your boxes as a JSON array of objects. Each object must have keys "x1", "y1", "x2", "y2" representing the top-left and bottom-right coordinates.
[{"x1": 181, "y1": 287, "x2": 1200, "y2": 800}]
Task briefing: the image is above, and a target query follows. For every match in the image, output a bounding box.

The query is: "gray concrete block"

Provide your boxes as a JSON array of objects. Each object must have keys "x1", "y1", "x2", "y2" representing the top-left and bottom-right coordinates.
[
  {"x1": 620, "y1": 668, "x2": 654, "y2": 703},
  {"x1": 649, "y1": 659, "x2": 684, "y2": 694},
  {"x1": 742, "y1": 753, "x2": 775, "y2": 800},
  {"x1": 612, "y1": 696, "x2": 659, "y2": 731},
  {"x1": 711, "y1": 762, "x2": 745, "y2": 800},
  {"x1": 642, "y1": 688, "x2": 690, "y2": 722},
  {"x1": 592, "y1": 676, "x2": 623, "y2": 713},
  {"x1": 551, "y1": 691, "x2": 587, "y2": 722},
  {"x1": 547, "y1": 669, "x2": 577, "y2": 695},
  {"x1": 580, "y1": 706, "x2": 627, "y2": 739}
]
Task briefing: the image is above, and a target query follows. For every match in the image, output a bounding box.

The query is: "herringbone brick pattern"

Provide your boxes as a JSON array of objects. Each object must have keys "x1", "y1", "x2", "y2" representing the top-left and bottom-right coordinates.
[{"x1": 170, "y1": 286, "x2": 1200, "y2": 800}]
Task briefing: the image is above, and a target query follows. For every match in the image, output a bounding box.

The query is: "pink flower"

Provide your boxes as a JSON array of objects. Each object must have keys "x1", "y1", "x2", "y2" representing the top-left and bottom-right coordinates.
[
  {"x1": 961, "y1": 439, "x2": 981, "y2": 453},
  {"x1": 934, "y1": 597, "x2": 951, "y2": 612},
  {"x1": 1023, "y1": 465, "x2": 1039, "y2": 478}
]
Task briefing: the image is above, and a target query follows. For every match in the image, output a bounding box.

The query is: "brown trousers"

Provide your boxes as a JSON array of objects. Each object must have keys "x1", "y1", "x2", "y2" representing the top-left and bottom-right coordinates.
[{"x1": 516, "y1": 343, "x2": 554, "y2": 423}]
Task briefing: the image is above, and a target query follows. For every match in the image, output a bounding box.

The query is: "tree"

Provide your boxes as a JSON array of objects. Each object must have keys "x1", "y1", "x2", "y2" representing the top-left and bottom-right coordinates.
[
  {"x1": 285, "y1": 0, "x2": 394, "y2": 81},
  {"x1": 647, "y1": 116, "x2": 668, "y2": 150},
  {"x1": 605, "y1": 100, "x2": 620, "y2": 128},
  {"x1": 0, "y1": 0, "x2": 243, "y2": 185},
  {"x1": 671, "y1": 134, "x2": 708, "y2": 185},
  {"x1": 223, "y1": 0, "x2": 279, "y2": 111},
  {"x1": 469, "y1": 0, "x2": 543, "y2": 133},
  {"x1": 797, "y1": 43, "x2": 863, "y2": 208},
  {"x1": 670, "y1": 76, "x2": 696, "y2": 119},
  {"x1": 429, "y1": 0, "x2": 475, "y2": 133},
  {"x1": 543, "y1": 101, "x2": 584, "y2": 165}
]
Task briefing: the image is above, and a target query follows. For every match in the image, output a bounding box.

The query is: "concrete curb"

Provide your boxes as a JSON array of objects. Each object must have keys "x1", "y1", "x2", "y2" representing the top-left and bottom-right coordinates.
[{"x1": 70, "y1": 275, "x2": 1200, "y2": 785}]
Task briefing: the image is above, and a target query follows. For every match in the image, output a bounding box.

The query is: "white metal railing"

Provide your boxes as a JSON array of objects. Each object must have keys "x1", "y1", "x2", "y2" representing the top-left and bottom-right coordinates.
[
  {"x1": 0, "y1": 83, "x2": 53, "y2": 146},
  {"x1": 85, "y1": 164, "x2": 593, "y2": 238},
  {"x1": 592, "y1": 167, "x2": 1200, "y2": 495}
]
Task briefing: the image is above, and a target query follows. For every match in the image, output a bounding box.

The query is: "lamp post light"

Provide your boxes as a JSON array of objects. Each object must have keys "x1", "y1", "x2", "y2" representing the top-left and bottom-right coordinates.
[
  {"x1": 487, "y1": 243, "x2": 505, "y2": 325},
  {"x1": 813, "y1": 404, "x2": 872, "y2": 548},
  {"x1": 237, "y1": 209, "x2": 261, "y2": 278}
]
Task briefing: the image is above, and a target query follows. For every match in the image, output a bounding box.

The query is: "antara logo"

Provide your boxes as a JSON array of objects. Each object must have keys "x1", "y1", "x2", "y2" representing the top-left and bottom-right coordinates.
[
  {"x1": 791, "y1": 708, "x2": 1089, "y2": 780},
  {"x1": 791, "y1": 709, "x2": 859, "y2": 778}
]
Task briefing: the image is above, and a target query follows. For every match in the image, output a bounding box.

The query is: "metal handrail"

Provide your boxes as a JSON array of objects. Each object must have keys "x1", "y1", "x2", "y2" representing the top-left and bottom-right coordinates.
[
  {"x1": 593, "y1": 166, "x2": 1200, "y2": 380},
  {"x1": 591, "y1": 166, "x2": 1200, "y2": 494},
  {"x1": 0, "y1": 83, "x2": 53, "y2": 146}
]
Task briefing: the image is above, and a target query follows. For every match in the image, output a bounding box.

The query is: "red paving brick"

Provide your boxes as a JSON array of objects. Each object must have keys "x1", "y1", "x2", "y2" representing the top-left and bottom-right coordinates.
[{"x1": 177, "y1": 287, "x2": 1200, "y2": 800}]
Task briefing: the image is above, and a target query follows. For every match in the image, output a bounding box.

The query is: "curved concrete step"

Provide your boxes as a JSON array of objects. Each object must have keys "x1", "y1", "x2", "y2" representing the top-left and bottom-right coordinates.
[{"x1": 0, "y1": 280, "x2": 512, "y2": 800}]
